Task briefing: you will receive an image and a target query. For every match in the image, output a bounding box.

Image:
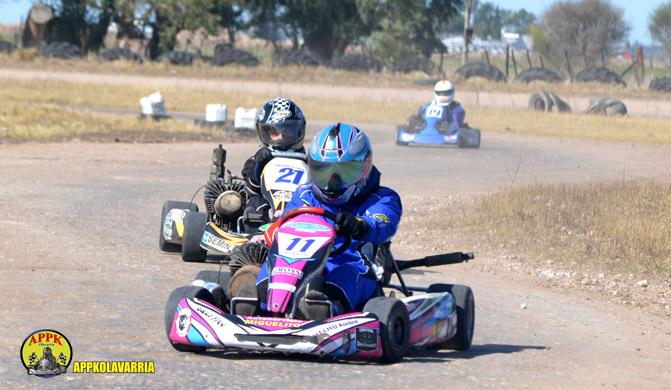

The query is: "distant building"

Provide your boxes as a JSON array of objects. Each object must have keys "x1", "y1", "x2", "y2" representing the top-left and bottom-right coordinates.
[{"x1": 442, "y1": 28, "x2": 532, "y2": 55}]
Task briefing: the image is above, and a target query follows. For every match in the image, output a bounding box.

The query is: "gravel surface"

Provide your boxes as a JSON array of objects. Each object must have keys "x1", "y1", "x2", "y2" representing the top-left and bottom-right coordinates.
[{"x1": 1, "y1": 125, "x2": 670, "y2": 388}]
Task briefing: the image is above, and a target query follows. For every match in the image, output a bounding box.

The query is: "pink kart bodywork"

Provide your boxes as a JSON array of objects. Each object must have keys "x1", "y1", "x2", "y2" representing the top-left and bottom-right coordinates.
[{"x1": 167, "y1": 291, "x2": 457, "y2": 358}]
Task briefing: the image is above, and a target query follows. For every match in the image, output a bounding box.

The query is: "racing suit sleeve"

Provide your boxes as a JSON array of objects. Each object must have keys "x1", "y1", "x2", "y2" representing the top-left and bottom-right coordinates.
[
  {"x1": 281, "y1": 185, "x2": 315, "y2": 215},
  {"x1": 359, "y1": 188, "x2": 402, "y2": 244},
  {"x1": 447, "y1": 103, "x2": 466, "y2": 135}
]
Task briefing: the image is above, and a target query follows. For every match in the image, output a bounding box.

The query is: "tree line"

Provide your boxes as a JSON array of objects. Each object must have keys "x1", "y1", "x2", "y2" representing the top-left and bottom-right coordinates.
[{"x1": 20, "y1": 0, "x2": 671, "y2": 68}]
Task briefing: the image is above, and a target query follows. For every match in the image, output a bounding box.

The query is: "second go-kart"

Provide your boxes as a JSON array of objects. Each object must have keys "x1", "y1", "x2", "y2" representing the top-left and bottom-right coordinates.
[
  {"x1": 165, "y1": 206, "x2": 475, "y2": 362},
  {"x1": 160, "y1": 144, "x2": 309, "y2": 262},
  {"x1": 396, "y1": 104, "x2": 481, "y2": 148}
]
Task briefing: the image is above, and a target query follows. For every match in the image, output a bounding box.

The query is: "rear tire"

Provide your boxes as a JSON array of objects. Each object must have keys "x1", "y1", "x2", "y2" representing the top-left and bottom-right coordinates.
[
  {"x1": 164, "y1": 286, "x2": 214, "y2": 352},
  {"x1": 428, "y1": 283, "x2": 475, "y2": 350},
  {"x1": 181, "y1": 211, "x2": 208, "y2": 262},
  {"x1": 363, "y1": 297, "x2": 410, "y2": 363},
  {"x1": 159, "y1": 200, "x2": 198, "y2": 252},
  {"x1": 458, "y1": 128, "x2": 481, "y2": 149}
]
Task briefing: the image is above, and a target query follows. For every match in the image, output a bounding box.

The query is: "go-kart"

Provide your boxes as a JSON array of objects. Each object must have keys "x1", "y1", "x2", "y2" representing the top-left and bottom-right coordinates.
[
  {"x1": 159, "y1": 144, "x2": 309, "y2": 262},
  {"x1": 165, "y1": 206, "x2": 475, "y2": 362},
  {"x1": 396, "y1": 112, "x2": 481, "y2": 148}
]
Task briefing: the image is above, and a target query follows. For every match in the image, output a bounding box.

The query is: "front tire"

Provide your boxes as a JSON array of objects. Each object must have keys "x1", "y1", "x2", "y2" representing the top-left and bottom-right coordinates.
[
  {"x1": 164, "y1": 286, "x2": 214, "y2": 352},
  {"x1": 159, "y1": 200, "x2": 198, "y2": 252},
  {"x1": 181, "y1": 211, "x2": 208, "y2": 262},
  {"x1": 363, "y1": 297, "x2": 410, "y2": 363},
  {"x1": 428, "y1": 283, "x2": 475, "y2": 350}
]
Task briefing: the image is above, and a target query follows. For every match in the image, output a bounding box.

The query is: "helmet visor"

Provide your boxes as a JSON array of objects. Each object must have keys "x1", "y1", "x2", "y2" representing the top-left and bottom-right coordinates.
[
  {"x1": 308, "y1": 158, "x2": 369, "y2": 196},
  {"x1": 258, "y1": 120, "x2": 304, "y2": 149},
  {"x1": 435, "y1": 89, "x2": 454, "y2": 96}
]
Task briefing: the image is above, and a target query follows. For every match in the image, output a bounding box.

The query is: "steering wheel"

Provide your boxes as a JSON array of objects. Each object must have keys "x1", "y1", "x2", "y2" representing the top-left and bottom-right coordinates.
[{"x1": 265, "y1": 206, "x2": 352, "y2": 256}]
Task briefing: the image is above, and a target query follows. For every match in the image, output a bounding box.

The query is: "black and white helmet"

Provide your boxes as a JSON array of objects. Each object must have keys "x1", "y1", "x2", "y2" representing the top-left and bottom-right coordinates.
[{"x1": 256, "y1": 97, "x2": 306, "y2": 150}]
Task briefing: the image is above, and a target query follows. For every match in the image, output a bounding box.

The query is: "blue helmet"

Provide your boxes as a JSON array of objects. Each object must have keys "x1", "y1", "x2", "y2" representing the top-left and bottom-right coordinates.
[{"x1": 308, "y1": 123, "x2": 373, "y2": 205}]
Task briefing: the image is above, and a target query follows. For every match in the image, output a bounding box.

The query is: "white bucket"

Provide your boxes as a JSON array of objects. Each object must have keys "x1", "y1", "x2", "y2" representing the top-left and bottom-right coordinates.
[
  {"x1": 205, "y1": 104, "x2": 227, "y2": 122},
  {"x1": 140, "y1": 92, "x2": 166, "y2": 116},
  {"x1": 234, "y1": 107, "x2": 258, "y2": 129}
]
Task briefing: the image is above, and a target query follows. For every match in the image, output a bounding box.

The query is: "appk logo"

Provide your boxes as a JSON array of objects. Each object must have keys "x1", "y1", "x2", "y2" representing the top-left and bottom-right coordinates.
[{"x1": 20, "y1": 329, "x2": 72, "y2": 378}]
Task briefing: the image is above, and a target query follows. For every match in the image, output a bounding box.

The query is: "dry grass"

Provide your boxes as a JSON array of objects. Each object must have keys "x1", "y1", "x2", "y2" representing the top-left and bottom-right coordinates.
[
  {"x1": 2, "y1": 54, "x2": 671, "y2": 100},
  {"x1": 433, "y1": 181, "x2": 671, "y2": 275},
  {"x1": 467, "y1": 107, "x2": 671, "y2": 145},
  {"x1": 0, "y1": 102, "x2": 234, "y2": 142},
  {"x1": 3, "y1": 78, "x2": 671, "y2": 145}
]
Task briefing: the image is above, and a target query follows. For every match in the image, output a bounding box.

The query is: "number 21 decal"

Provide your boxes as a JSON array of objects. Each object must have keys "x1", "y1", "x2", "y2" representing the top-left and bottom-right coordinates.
[{"x1": 276, "y1": 167, "x2": 305, "y2": 185}]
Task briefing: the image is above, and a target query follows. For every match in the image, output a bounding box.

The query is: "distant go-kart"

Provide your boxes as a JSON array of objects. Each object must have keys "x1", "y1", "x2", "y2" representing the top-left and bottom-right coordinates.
[
  {"x1": 164, "y1": 206, "x2": 475, "y2": 362},
  {"x1": 159, "y1": 144, "x2": 309, "y2": 262},
  {"x1": 396, "y1": 112, "x2": 481, "y2": 148}
]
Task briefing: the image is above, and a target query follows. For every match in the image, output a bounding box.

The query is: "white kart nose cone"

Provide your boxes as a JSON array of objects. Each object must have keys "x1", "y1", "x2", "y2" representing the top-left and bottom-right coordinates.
[{"x1": 214, "y1": 190, "x2": 243, "y2": 216}]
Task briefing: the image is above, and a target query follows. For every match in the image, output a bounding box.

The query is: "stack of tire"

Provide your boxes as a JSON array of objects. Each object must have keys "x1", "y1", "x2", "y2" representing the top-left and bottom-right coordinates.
[
  {"x1": 575, "y1": 67, "x2": 625, "y2": 86},
  {"x1": 98, "y1": 48, "x2": 143, "y2": 63},
  {"x1": 0, "y1": 40, "x2": 16, "y2": 54},
  {"x1": 157, "y1": 50, "x2": 194, "y2": 66},
  {"x1": 331, "y1": 54, "x2": 383, "y2": 72},
  {"x1": 649, "y1": 77, "x2": 671, "y2": 93},
  {"x1": 515, "y1": 67, "x2": 564, "y2": 83},
  {"x1": 41, "y1": 41, "x2": 82, "y2": 59},
  {"x1": 528, "y1": 91, "x2": 572, "y2": 113},
  {"x1": 273, "y1": 50, "x2": 320, "y2": 67},
  {"x1": 455, "y1": 61, "x2": 506, "y2": 82},
  {"x1": 211, "y1": 44, "x2": 259, "y2": 67},
  {"x1": 392, "y1": 56, "x2": 435, "y2": 75},
  {"x1": 585, "y1": 97, "x2": 627, "y2": 116}
]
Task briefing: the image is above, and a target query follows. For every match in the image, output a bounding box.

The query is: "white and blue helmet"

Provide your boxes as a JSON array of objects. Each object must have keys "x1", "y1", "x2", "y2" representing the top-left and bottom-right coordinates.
[{"x1": 308, "y1": 123, "x2": 373, "y2": 205}]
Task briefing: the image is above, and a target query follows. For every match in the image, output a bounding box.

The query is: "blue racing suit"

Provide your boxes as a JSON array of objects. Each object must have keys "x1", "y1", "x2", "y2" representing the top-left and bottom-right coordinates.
[
  {"x1": 418, "y1": 100, "x2": 466, "y2": 135},
  {"x1": 256, "y1": 167, "x2": 402, "y2": 313}
]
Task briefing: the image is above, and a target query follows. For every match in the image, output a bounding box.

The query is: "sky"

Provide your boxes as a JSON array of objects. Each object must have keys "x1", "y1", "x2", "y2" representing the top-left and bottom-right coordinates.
[{"x1": 0, "y1": 0, "x2": 665, "y2": 44}]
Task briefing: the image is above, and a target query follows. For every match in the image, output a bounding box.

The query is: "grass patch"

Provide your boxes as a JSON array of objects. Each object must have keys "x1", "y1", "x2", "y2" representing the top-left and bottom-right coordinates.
[
  {"x1": 0, "y1": 102, "x2": 241, "y2": 142},
  {"x1": 467, "y1": 107, "x2": 671, "y2": 145},
  {"x1": 3, "y1": 78, "x2": 671, "y2": 145},
  {"x1": 435, "y1": 181, "x2": 671, "y2": 275}
]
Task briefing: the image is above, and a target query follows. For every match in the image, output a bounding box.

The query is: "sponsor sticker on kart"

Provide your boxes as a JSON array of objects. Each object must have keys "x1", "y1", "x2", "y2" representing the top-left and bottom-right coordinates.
[
  {"x1": 201, "y1": 231, "x2": 235, "y2": 254},
  {"x1": 355, "y1": 327, "x2": 378, "y2": 351},
  {"x1": 285, "y1": 221, "x2": 332, "y2": 233},
  {"x1": 271, "y1": 267, "x2": 304, "y2": 278}
]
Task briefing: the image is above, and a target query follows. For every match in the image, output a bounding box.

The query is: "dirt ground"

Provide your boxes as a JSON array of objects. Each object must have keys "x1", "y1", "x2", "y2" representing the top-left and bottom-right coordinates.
[{"x1": 1, "y1": 123, "x2": 670, "y2": 388}]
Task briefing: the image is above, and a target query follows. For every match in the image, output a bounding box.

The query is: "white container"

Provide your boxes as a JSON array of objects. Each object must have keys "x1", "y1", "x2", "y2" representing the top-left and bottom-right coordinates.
[
  {"x1": 205, "y1": 104, "x2": 227, "y2": 123},
  {"x1": 140, "y1": 92, "x2": 166, "y2": 116},
  {"x1": 234, "y1": 107, "x2": 258, "y2": 129}
]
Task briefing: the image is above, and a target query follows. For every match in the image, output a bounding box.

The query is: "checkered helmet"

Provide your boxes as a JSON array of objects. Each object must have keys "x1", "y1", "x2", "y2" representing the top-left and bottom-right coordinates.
[{"x1": 256, "y1": 97, "x2": 306, "y2": 150}]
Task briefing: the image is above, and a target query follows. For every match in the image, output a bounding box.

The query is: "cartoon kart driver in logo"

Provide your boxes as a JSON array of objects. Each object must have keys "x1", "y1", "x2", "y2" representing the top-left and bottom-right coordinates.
[{"x1": 21, "y1": 329, "x2": 72, "y2": 377}]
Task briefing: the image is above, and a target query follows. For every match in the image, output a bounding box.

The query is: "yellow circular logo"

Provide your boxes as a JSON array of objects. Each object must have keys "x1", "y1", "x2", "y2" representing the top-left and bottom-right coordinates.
[{"x1": 20, "y1": 329, "x2": 72, "y2": 377}]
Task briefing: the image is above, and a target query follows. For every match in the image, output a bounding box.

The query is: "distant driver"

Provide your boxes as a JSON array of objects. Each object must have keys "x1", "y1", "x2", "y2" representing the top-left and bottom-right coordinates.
[{"x1": 416, "y1": 80, "x2": 465, "y2": 135}]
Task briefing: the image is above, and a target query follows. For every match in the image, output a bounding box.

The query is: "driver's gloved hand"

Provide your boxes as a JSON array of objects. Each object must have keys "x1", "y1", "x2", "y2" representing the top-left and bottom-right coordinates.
[
  {"x1": 335, "y1": 212, "x2": 369, "y2": 240},
  {"x1": 253, "y1": 147, "x2": 274, "y2": 176}
]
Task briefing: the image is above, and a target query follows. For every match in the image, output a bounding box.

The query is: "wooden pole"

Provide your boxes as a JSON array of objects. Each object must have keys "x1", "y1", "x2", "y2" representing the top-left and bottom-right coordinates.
[
  {"x1": 538, "y1": 53, "x2": 544, "y2": 68},
  {"x1": 564, "y1": 50, "x2": 573, "y2": 82},
  {"x1": 525, "y1": 49, "x2": 532, "y2": 68},
  {"x1": 511, "y1": 50, "x2": 518, "y2": 76},
  {"x1": 505, "y1": 45, "x2": 510, "y2": 78},
  {"x1": 484, "y1": 50, "x2": 490, "y2": 65},
  {"x1": 462, "y1": 0, "x2": 472, "y2": 65},
  {"x1": 636, "y1": 46, "x2": 645, "y2": 87}
]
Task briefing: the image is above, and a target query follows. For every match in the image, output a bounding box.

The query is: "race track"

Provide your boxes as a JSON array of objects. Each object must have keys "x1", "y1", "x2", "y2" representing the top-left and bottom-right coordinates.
[{"x1": 1, "y1": 125, "x2": 670, "y2": 389}]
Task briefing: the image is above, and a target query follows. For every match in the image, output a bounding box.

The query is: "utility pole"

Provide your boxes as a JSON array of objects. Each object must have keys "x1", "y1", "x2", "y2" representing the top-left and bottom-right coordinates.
[{"x1": 462, "y1": 0, "x2": 472, "y2": 65}]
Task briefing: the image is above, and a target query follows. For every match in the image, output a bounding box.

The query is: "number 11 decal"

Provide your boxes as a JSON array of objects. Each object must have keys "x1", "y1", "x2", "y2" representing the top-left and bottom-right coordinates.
[{"x1": 285, "y1": 237, "x2": 315, "y2": 253}]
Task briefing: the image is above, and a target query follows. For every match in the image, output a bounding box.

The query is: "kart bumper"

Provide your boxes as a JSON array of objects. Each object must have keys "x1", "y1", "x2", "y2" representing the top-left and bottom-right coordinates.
[
  {"x1": 168, "y1": 292, "x2": 457, "y2": 359},
  {"x1": 397, "y1": 127, "x2": 480, "y2": 148}
]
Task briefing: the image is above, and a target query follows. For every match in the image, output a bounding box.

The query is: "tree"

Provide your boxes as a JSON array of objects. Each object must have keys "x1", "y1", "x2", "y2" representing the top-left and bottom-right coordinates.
[
  {"x1": 359, "y1": 0, "x2": 462, "y2": 65},
  {"x1": 503, "y1": 9, "x2": 535, "y2": 34},
  {"x1": 473, "y1": 2, "x2": 502, "y2": 39},
  {"x1": 538, "y1": 0, "x2": 629, "y2": 71},
  {"x1": 45, "y1": 0, "x2": 113, "y2": 52},
  {"x1": 650, "y1": 1, "x2": 671, "y2": 64}
]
